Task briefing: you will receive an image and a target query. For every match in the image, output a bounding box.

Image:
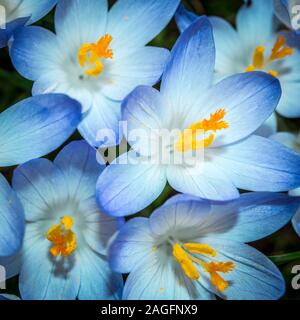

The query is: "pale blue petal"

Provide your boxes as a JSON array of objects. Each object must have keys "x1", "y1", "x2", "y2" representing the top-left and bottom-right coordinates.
[
  {"x1": 0, "y1": 17, "x2": 28, "y2": 48},
  {"x1": 161, "y1": 16, "x2": 215, "y2": 115},
  {"x1": 78, "y1": 247, "x2": 123, "y2": 300},
  {"x1": 0, "y1": 174, "x2": 24, "y2": 257},
  {"x1": 55, "y1": 0, "x2": 107, "y2": 45},
  {"x1": 12, "y1": 158, "x2": 67, "y2": 222},
  {"x1": 103, "y1": 47, "x2": 169, "y2": 101},
  {"x1": 0, "y1": 253, "x2": 21, "y2": 279},
  {"x1": 237, "y1": 0, "x2": 275, "y2": 48},
  {"x1": 175, "y1": 4, "x2": 197, "y2": 33},
  {"x1": 0, "y1": 94, "x2": 81, "y2": 167},
  {"x1": 96, "y1": 152, "x2": 167, "y2": 217},
  {"x1": 255, "y1": 113, "x2": 277, "y2": 137},
  {"x1": 209, "y1": 135, "x2": 300, "y2": 192},
  {"x1": 109, "y1": 218, "x2": 155, "y2": 273},
  {"x1": 10, "y1": 26, "x2": 61, "y2": 80},
  {"x1": 200, "y1": 238, "x2": 285, "y2": 300},
  {"x1": 54, "y1": 140, "x2": 104, "y2": 200},
  {"x1": 277, "y1": 81, "x2": 300, "y2": 118},
  {"x1": 107, "y1": 0, "x2": 180, "y2": 50},
  {"x1": 78, "y1": 95, "x2": 122, "y2": 148},
  {"x1": 270, "y1": 131, "x2": 299, "y2": 150}
]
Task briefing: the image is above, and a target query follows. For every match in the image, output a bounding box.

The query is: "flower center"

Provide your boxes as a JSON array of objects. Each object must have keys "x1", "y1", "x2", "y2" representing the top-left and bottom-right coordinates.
[
  {"x1": 175, "y1": 109, "x2": 229, "y2": 153},
  {"x1": 245, "y1": 36, "x2": 294, "y2": 77},
  {"x1": 78, "y1": 34, "x2": 113, "y2": 77},
  {"x1": 46, "y1": 216, "x2": 77, "y2": 257},
  {"x1": 173, "y1": 243, "x2": 235, "y2": 292}
]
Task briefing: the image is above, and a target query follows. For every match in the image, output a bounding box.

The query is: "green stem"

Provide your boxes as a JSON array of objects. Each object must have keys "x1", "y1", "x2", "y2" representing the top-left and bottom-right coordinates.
[{"x1": 269, "y1": 251, "x2": 300, "y2": 265}]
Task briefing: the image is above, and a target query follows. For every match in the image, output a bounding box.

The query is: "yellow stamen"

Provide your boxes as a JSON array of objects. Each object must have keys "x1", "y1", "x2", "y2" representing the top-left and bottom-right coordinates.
[
  {"x1": 46, "y1": 216, "x2": 77, "y2": 257},
  {"x1": 175, "y1": 109, "x2": 229, "y2": 153},
  {"x1": 172, "y1": 243, "x2": 235, "y2": 292},
  {"x1": 245, "y1": 36, "x2": 294, "y2": 77},
  {"x1": 78, "y1": 34, "x2": 113, "y2": 77}
]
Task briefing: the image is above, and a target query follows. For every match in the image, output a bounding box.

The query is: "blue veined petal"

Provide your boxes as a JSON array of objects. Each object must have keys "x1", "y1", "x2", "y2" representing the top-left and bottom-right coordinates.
[
  {"x1": 161, "y1": 16, "x2": 215, "y2": 116},
  {"x1": 274, "y1": 0, "x2": 300, "y2": 32},
  {"x1": 0, "y1": 294, "x2": 20, "y2": 300},
  {"x1": 122, "y1": 253, "x2": 214, "y2": 300},
  {"x1": 237, "y1": 0, "x2": 275, "y2": 48},
  {"x1": 78, "y1": 95, "x2": 122, "y2": 148},
  {"x1": 209, "y1": 17, "x2": 242, "y2": 74},
  {"x1": 196, "y1": 192, "x2": 299, "y2": 243},
  {"x1": 209, "y1": 135, "x2": 300, "y2": 192},
  {"x1": 12, "y1": 158, "x2": 67, "y2": 222},
  {"x1": 107, "y1": 0, "x2": 180, "y2": 51},
  {"x1": 166, "y1": 161, "x2": 239, "y2": 201},
  {"x1": 0, "y1": 17, "x2": 28, "y2": 48},
  {"x1": 270, "y1": 131, "x2": 299, "y2": 150},
  {"x1": 10, "y1": 26, "x2": 61, "y2": 80},
  {"x1": 199, "y1": 237, "x2": 285, "y2": 300},
  {"x1": 96, "y1": 152, "x2": 167, "y2": 217},
  {"x1": 55, "y1": 0, "x2": 108, "y2": 45},
  {"x1": 54, "y1": 140, "x2": 105, "y2": 200},
  {"x1": 78, "y1": 247, "x2": 123, "y2": 300},
  {"x1": 0, "y1": 94, "x2": 81, "y2": 167},
  {"x1": 109, "y1": 218, "x2": 155, "y2": 273},
  {"x1": 149, "y1": 198, "x2": 211, "y2": 237},
  {"x1": 277, "y1": 81, "x2": 300, "y2": 118},
  {"x1": 175, "y1": 3, "x2": 197, "y2": 33},
  {"x1": 80, "y1": 197, "x2": 124, "y2": 256},
  {"x1": 103, "y1": 47, "x2": 169, "y2": 101},
  {"x1": 186, "y1": 72, "x2": 281, "y2": 147},
  {"x1": 0, "y1": 253, "x2": 21, "y2": 279},
  {"x1": 0, "y1": 174, "x2": 24, "y2": 257},
  {"x1": 19, "y1": 223, "x2": 81, "y2": 300},
  {"x1": 122, "y1": 85, "x2": 168, "y2": 156},
  {"x1": 12, "y1": 0, "x2": 57, "y2": 25},
  {"x1": 255, "y1": 113, "x2": 278, "y2": 138}
]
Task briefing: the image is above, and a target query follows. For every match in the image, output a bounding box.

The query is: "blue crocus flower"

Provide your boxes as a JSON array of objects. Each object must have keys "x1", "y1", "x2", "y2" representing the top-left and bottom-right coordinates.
[
  {"x1": 0, "y1": 0, "x2": 57, "y2": 48},
  {"x1": 0, "y1": 93, "x2": 81, "y2": 259},
  {"x1": 96, "y1": 17, "x2": 300, "y2": 217},
  {"x1": 271, "y1": 131, "x2": 300, "y2": 236},
  {"x1": 0, "y1": 141, "x2": 124, "y2": 300},
  {"x1": 109, "y1": 192, "x2": 300, "y2": 300},
  {"x1": 176, "y1": 0, "x2": 300, "y2": 118},
  {"x1": 9, "y1": 0, "x2": 181, "y2": 148}
]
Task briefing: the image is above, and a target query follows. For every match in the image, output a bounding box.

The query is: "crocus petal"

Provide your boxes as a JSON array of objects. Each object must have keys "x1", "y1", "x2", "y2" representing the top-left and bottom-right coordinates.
[
  {"x1": 78, "y1": 95, "x2": 122, "y2": 148},
  {"x1": 19, "y1": 223, "x2": 81, "y2": 300},
  {"x1": 186, "y1": 72, "x2": 281, "y2": 147},
  {"x1": 55, "y1": 0, "x2": 108, "y2": 45},
  {"x1": 122, "y1": 253, "x2": 214, "y2": 300},
  {"x1": 0, "y1": 294, "x2": 20, "y2": 300},
  {"x1": 12, "y1": 159, "x2": 67, "y2": 222},
  {"x1": 10, "y1": 26, "x2": 61, "y2": 80},
  {"x1": 0, "y1": 94, "x2": 81, "y2": 167},
  {"x1": 237, "y1": 0, "x2": 275, "y2": 47},
  {"x1": 161, "y1": 16, "x2": 215, "y2": 114},
  {"x1": 109, "y1": 218, "x2": 155, "y2": 273},
  {"x1": 209, "y1": 17, "x2": 243, "y2": 75},
  {"x1": 200, "y1": 237, "x2": 285, "y2": 300},
  {"x1": 80, "y1": 197, "x2": 123, "y2": 256},
  {"x1": 78, "y1": 247, "x2": 123, "y2": 300},
  {"x1": 167, "y1": 162, "x2": 239, "y2": 201},
  {"x1": 96, "y1": 152, "x2": 167, "y2": 217},
  {"x1": 255, "y1": 113, "x2": 277, "y2": 138},
  {"x1": 122, "y1": 85, "x2": 168, "y2": 156},
  {"x1": 107, "y1": 0, "x2": 180, "y2": 51},
  {"x1": 13, "y1": 0, "x2": 57, "y2": 24},
  {"x1": 175, "y1": 3, "x2": 197, "y2": 33},
  {"x1": 0, "y1": 17, "x2": 28, "y2": 48},
  {"x1": 276, "y1": 81, "x2": 300, "y2": 118},
  {"x1": 54, "y1": 140, "x2": 104, "y2": 200},
  {"x1": 103, "y1": 47, "x2": 169, "y2": 101},
  {"x1": 0, "y1": 253, "x2": 21, "y2": 279},
  {"x1": 209, "y1": 135, "x2": 300, "y2": 192},
  {"x1": 270, "y1": 131, "x2": 299, "y2": 150},
  {"x1": 0, "y1": 174, "x2": 24, "y2": 257},
  {"x1": 149, "y1": 198, "x2": 211, "y2": 237},
  {"x1": 292, "y1": 207, "x2": 300, "y2": 236},
  {"x1": 198, "y1": 192, "x2": 300, "y2": 243}
]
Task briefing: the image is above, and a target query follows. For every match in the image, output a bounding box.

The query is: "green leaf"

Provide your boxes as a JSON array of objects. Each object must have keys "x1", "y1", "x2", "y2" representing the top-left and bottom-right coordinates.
[{"x1": 269, "y1": 251, "x2": 300, "y2": 265}]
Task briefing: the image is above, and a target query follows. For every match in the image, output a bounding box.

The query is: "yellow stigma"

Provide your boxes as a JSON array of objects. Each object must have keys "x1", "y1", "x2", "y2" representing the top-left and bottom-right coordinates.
[
  {"x1": 46, "y1": 216, "x2": 77, "y2": 257},
  {"x1": 175, "y1": 109, "x2": 229, "y2": 153},
  {"x1": 78, "y1": 34, "x2": 113, "y2": 77},
  {"x1": 245, "y1": 35, "x2": 294, "y2": 77},
  {"x1": 172, "y1": 242, "x2": 235, "y2": 292}
]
